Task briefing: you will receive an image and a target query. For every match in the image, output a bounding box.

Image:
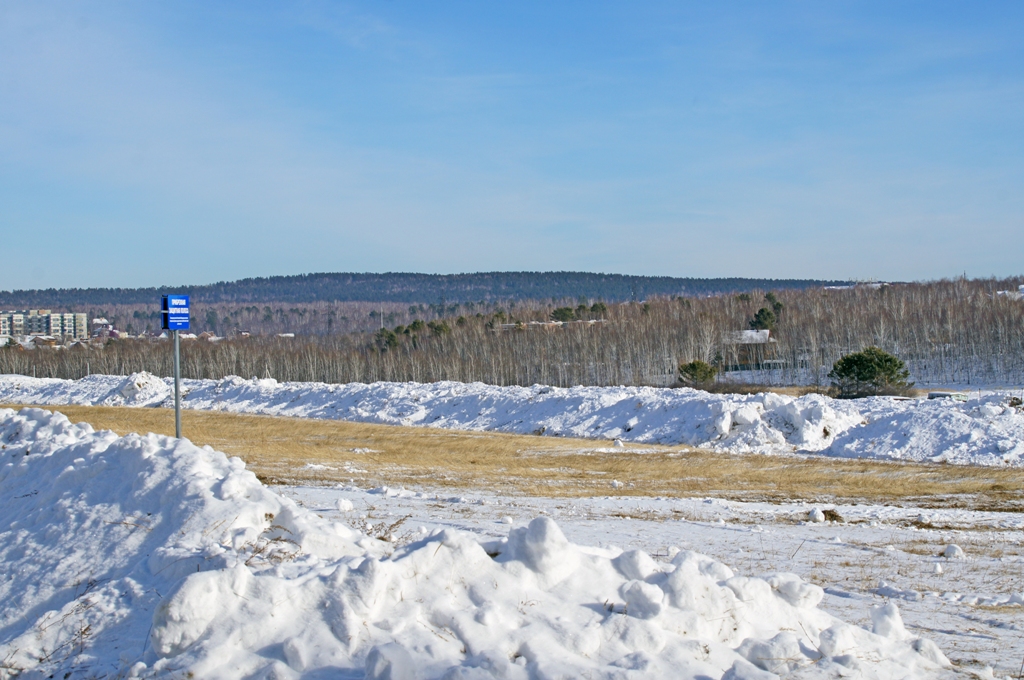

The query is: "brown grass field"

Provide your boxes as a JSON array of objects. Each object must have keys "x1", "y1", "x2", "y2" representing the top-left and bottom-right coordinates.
[{"x1": 4, "y1": 403, "x2": 1023, "y2": 511}]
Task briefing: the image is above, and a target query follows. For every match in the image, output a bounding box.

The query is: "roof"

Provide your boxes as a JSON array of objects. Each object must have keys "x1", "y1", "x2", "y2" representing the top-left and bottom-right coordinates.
[{"x1": 723, "y1": 329, "x2": 773, "y2": 344}]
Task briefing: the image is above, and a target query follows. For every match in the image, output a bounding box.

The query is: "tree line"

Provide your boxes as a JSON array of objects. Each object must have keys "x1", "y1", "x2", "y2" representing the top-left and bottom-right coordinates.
[
  {"x1": 2, "y1": 278, "x2": 1022, "y2": 388},
  {"x1": 0, "y1": 272, "x2": 846, "y2": 308}
]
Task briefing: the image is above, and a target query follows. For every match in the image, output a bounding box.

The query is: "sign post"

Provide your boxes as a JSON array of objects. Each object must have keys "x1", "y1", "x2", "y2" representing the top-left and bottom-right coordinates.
[{"x1": 161, "y1": 295, "x2": 191, "y2": 438}]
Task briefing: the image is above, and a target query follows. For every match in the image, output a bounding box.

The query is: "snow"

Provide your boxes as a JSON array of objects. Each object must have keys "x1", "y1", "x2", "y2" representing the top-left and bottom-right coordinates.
[
  {"x1": 941, "y1": 544, "x2": 966, "y2": 559},
  {"x1": 280, "y1": 484, "x2": 1024, "y2": 677},
  {"x1": 0, "y1": 407, "x2": 969, "y2": 679},
  {"x1": 2, "y1": 372, "x2": 1023, "y2": 466}
]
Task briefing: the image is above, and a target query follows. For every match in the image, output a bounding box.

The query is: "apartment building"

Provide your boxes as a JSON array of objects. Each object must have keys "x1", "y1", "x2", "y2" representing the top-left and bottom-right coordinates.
[{"x1": 0, "y1": 310, "x2": 88, "y2": 340}]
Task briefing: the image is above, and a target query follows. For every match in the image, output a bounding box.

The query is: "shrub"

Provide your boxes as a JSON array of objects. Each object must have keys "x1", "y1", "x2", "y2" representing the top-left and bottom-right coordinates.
[
  {"x1": 678, "y1": 360, "x2": 718, "y2": 386},
  {"x1": 828, "y1": 347, "x2": 913, "y2": 398}
]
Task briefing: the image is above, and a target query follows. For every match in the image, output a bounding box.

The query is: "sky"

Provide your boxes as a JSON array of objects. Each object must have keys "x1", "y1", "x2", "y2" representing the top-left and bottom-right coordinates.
[{"x1": 1, "y1": 1, "x2": 1022, "y2": 290}]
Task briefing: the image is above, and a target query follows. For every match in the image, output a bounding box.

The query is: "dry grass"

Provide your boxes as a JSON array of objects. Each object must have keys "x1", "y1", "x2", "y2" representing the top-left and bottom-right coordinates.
[
  {"x1": 698, "y1": 385, "x2": 944, "y2": 398},
  {"x1": 5, "y1": 403, "x2": 1024, "y2": 510}
]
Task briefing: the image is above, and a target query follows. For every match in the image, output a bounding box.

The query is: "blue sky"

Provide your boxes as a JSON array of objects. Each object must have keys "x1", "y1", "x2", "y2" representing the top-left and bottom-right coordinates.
[{"x1": 1, "y1": 2, "x2": 1022, "y2": 289}]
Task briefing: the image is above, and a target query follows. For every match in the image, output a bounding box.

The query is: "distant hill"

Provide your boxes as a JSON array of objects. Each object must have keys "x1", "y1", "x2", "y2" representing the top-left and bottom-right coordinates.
[{"x1": 0, "y1": 272, "x2": 849, "y2": 307}]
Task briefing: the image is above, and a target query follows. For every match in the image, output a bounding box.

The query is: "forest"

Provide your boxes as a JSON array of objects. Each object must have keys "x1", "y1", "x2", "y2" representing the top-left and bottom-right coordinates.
[
  {"x1": 0, "y1": 272, "x2": 844, "y2": 308},
  {"x1": 2, "y1": 277, "x2": 1023, "y2": 388}
]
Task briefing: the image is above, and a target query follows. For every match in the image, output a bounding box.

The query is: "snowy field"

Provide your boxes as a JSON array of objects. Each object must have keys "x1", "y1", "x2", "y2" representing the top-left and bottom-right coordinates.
[
  {"x1": 1, "y1": 372, "x2": 1023, "y2": 466},
  {"x1": 5, "y1": 406, "x2": 1017, "y2": 679}
]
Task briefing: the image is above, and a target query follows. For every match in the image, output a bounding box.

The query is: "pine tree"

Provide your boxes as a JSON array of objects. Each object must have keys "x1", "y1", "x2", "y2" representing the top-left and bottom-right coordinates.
[
  {"x1": 749, "y1": 307, "x2": 776, "y2": 331},
  {"x1": 678, "y1": 360, "x2": 718, "y2": 386},
  {"x1": 828, "y1": 347, "x2": 912, "y2": 398}
]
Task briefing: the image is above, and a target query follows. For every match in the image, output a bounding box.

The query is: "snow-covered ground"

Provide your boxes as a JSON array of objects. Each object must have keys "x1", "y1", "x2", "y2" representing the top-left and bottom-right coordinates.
[
  {"x1": 288, "y1": 484, "x2": 1023, "y2": 678},
  {"x1": 1, "y1": 406, "x2": 993, "y2": 679},
  {"x1": 1, "y1": 372, "x2": 1023, "y2": 466}
]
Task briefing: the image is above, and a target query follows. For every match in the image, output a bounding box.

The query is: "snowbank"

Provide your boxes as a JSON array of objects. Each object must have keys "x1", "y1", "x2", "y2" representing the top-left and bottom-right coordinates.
[
  {"x1": 1, "y1": 373, "x2": 1023, "y2": 465},
  {"x1": 0, "y1": 407, "x2": 954, "y2": 678}
]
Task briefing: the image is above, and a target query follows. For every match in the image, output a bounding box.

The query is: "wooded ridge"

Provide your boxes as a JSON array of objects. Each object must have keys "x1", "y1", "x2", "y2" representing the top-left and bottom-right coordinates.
[{"x1": 0, "y1": 272, "x2": 847, "y2": 307}]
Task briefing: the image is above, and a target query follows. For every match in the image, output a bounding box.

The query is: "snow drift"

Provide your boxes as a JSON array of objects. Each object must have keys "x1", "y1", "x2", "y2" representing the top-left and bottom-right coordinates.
[
  {"x1": 2, "y1": 372, "x2": 1023, "y2": 465},
  {"x1": 0, "y1": 407, "x2": 954, "y2": 679}
]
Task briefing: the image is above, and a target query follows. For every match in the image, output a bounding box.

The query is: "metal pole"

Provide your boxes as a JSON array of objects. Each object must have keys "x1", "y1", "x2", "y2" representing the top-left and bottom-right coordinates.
[{"x1": 173, "y1": 329, "x2": 182, "y2": 438}]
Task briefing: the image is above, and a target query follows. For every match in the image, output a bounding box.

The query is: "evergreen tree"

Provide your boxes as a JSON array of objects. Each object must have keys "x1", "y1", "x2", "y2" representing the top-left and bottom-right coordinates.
[
  {"x1": 828, "y1": 347, "x2": 912, "y2": 398},
  {"x1": 678, "y1": 360, "x2": 718, "y2": 386},
  {"x1": 749, "y1": 307, "x2": 776, "y2": 331},
  {"x1": 551, "y1": 307, "x2": 575, "y2": 322}
]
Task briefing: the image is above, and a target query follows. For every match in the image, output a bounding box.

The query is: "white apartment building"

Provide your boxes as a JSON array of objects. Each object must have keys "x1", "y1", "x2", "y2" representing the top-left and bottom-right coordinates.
[{"x1": 0, "y1": 310, "x2": 88, "y2": 340}]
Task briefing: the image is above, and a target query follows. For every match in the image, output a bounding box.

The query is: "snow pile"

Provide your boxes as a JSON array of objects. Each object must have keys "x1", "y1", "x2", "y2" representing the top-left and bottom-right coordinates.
[
  {"x1": 941, "y1": 544, "x2": 966, "y2": 559},
  {"x1": 113, "y1": 371, "x2": 172, "y2": 406},
  {"x1": 289, "y1": 484, "x2": 1024, "y2": 674},
  {"x1": 2, "y1": 373, "x2": 1023, "y2": 465},
  {"x1": 0, "y1": 407, "x2": 362, "y2": 679},
  {"x1": 0, "y1": 408, "x2": 954, "y2": 679},
  {"x1": 819, "y1": 394, "x2": 1024, "y2": 465}
]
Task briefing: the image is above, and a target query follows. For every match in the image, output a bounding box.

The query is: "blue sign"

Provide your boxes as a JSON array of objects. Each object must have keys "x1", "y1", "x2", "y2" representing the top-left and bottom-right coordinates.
[{"x1": 161, "y1": 294, "x2": 191, "y2": 331}]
